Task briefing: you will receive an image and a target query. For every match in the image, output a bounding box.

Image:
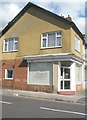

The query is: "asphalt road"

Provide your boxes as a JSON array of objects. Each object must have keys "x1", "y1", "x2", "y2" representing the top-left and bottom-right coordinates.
[{"x1": 1, "y1": 95, "x2": 87, "y2": 118}]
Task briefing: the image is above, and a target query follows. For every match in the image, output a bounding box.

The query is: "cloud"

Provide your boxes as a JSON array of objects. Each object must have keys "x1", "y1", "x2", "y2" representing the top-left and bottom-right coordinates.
[{"x1": 0, "y1": 3, "x2": 21, "y2": 30}]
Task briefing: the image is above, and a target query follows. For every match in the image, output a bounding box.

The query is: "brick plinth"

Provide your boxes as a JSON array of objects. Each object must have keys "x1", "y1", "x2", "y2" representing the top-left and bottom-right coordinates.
[
  {"x1": 2, "y1": 80, "x2": 53, "y2": 93},
  {"x1": 76, "y1": 84, "x2": 83, "y2": 92},
  {"x1": 27, "y1": 85, "x2": 53, "y2": 93}
]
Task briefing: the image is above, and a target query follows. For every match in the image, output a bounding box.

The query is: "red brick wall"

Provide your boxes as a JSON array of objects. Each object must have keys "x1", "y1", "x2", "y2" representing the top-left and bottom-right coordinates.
[
  {"x1": 2, "y1": 59, "x2": 53, "y2": 93},
  {"x1": 27, "y1": 85, "x2": 53, "y2": 93},
  {"x1": 2, "y1": 59, "x2": 27, "y2": 88},
  {"x1": 76, "y1": 84, "x2": 83, "y2": 92}
]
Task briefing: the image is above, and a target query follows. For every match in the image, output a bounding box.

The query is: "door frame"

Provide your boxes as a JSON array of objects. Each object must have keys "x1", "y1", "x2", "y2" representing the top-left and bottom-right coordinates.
[
  {"x1": 58, "y1": 62, "x2": 71, "y2": 91},
  {"x1": 60, "y1": 66, "x2": 71, "y2": 90}
]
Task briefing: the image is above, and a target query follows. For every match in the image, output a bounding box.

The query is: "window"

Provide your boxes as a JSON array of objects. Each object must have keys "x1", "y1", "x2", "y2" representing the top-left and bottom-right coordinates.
[
  {"x1": 64, "y1": 68, "x2": 70, "y2": 79},
  {"x1": 3, "y1": 37, "x2": 18, "y2": 52},
  {"x1": 5, "y1": 69, "x2": 14, "y2": 80},
  {"x1": 75, "y1": 35, "x2": 80, "y2": 52},
  {"x1": 29, "y1": 62, "x2": 53, "y2": 85},
  {"x1": 76, "y1": 63, "x2": 82, "y2": 82},
  {"x1": 41, "y1": 32, "x2": 62, "y2": 48}
]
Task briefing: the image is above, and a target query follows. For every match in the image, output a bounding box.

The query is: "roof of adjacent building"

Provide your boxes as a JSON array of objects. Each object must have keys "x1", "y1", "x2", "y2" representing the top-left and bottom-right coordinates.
[{"x1": 0, "y1": 2, "x2": 85, "y2": 42}]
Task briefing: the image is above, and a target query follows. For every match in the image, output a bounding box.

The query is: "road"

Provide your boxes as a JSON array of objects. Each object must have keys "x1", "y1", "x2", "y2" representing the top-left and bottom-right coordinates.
[{"x1": 1, "y1": 95, "x2": 87, "y2": 118}]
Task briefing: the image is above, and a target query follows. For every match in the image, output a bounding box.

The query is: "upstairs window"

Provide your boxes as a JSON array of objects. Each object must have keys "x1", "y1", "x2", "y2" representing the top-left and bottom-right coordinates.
[
  {"x1": 75, "y1": 35, "x2": 80, "y2": 52},
  {"x1": 3, "y1": 37, "x2": 18, "y2": 52},
  {"x1": 41, "y1": 32, "x2": 62, "y2": 48}
]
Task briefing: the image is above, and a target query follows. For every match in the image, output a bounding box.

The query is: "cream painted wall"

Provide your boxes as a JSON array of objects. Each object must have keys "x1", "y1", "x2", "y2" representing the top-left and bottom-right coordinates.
[{"x1": 53, "y1": 62, "x2": 58, "y2": 93}]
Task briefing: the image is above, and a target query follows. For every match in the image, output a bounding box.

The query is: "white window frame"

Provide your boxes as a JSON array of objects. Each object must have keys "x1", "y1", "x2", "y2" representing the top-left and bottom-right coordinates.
[
  {"x1": 5, "y1": 69, "x2": 14, "y2": 80},
  {"x1": 41, "y1": 31, "x2": 62, "y2": 49},
  {"x1": 75, "y1": 35, "x2": 80, "y2": 52},
  {"x1": 60, "y1": 66, "x2": 71, "y2": 91},
  {"x1": 3, "y1": 37, "x2": 18, "y2": 52}
]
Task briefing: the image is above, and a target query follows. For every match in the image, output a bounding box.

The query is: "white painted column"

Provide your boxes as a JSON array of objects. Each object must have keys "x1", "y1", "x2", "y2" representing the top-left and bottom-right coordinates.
[
  {"x1": 82, "y1": 62, "x2": 85, "y2": 90},
  {"x1": 27, "y1": 62, "x2": 29, "y2": 84},
  {"x1": 58, "y1": 62, "x2": 61, "y2": 91},
  {"x1": 71, "y1": 62, "x2": 76, "y2": 92}
]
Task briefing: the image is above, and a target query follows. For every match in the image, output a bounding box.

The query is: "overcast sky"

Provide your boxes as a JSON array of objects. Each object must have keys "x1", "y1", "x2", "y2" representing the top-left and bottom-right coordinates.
[{"x1": 0, "y1": 0, "x2": 86, "y2": 35}]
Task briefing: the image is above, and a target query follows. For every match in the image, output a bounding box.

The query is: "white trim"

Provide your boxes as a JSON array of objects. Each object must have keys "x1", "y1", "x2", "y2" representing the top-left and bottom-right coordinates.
[
  {"x1": 5, "y1": 69, "x2": 14, "y2": 80},
  {"x1": 71, "y1": 62, "x2": 76, "y2": 91},
  {"x1": 40, "y1": 46, "x2": 62, "y2": 50},
  {"x1": 58, "y1": 62, "x2": 61, "y2": 91},
  {"x1": 59, "y1": 67, "x2": 71, "y2": 91},
  {"x1": 58, "y1": 62, "x2": 76, "y2": 92},
  {"x1": 3, "y1": 38, "x2": 18, "y2": 52},
  {"x1": 3, "y1": 50, "x2": 18, "y2": 53},
  {"x1": 71, "y1": 59, "x2": 82, "y2": 65},
  {"x1": 4, "y1": 78, "x2": 13, "y2": 80},
  {"x1": 27, "y1": 62, "x2": 29, "y2": 84},
  {"x1": 24, "y1": 53, "x2": 71, "y2": 58},
  {"x1": 41, "y1": 31, "x2": 62, "y2": 49},
  {"x1": 53, "y1": 62, "x2": 54, "y2": 86}
]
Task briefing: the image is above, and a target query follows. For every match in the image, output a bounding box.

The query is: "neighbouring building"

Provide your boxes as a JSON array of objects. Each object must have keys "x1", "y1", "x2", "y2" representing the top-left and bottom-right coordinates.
[
  {"x1": 85, "y1": 44, "x2": 87, "y2": 89},
  {"x1": 0, "y1": 2, "x2": 85, "y2": 95}
]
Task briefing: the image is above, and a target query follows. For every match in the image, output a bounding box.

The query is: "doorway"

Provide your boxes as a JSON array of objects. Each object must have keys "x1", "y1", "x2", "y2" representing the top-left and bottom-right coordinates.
[{"x1": 60, "y1": 67, "x2": 71, "y2": 90}]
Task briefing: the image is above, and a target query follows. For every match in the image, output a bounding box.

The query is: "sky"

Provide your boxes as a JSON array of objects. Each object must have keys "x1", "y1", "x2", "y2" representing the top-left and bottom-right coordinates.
[{"x1": 0, "y1": 0, "x2": 86, "y2": 36}]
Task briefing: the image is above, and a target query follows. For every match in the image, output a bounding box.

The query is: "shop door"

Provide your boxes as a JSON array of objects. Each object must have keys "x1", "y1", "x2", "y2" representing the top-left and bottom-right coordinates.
[{"x1": 60, "y1": 67, "x2": 71, "y2": 90}]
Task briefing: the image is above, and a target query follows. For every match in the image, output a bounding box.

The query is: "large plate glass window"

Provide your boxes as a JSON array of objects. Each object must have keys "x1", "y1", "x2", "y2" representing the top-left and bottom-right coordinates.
[{"x1": 29, "y1": 62, "x2": 53, "y2": 85}]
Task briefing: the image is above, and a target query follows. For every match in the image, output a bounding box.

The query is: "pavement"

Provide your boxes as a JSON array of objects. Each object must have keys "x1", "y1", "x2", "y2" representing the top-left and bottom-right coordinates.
[{"x1": 1, "y1": 88, "x2": 87, "y2": 105}]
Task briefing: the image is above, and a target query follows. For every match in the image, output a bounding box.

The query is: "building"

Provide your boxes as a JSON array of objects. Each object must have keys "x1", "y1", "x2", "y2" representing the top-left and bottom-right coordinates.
[
  {"x1": 85, "y1": 44, "x2": 87, "y2": 89},
  {"x1": 0, "y1": 2, "x2": 85, "y2": 95}
]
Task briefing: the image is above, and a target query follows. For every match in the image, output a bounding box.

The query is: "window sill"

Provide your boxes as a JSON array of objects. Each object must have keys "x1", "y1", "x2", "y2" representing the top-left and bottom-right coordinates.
[
  {"x1": 40, "y1": 46, "x2": 62, "y2": 50},
  {"x1": 3, "y1": 50, "x2": 18, "y2": 53},
  {"x1": 27, "y1": 83, "x2": 51, "y2": 86},
  {"x1": 4, "y1": 78, "x2": 13, "y2": 80}
]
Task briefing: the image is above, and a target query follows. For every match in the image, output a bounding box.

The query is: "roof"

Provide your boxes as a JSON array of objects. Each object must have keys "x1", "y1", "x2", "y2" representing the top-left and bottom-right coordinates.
[{"x1": 0, "y1": 2, "x2": 84, "y2": 42}]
